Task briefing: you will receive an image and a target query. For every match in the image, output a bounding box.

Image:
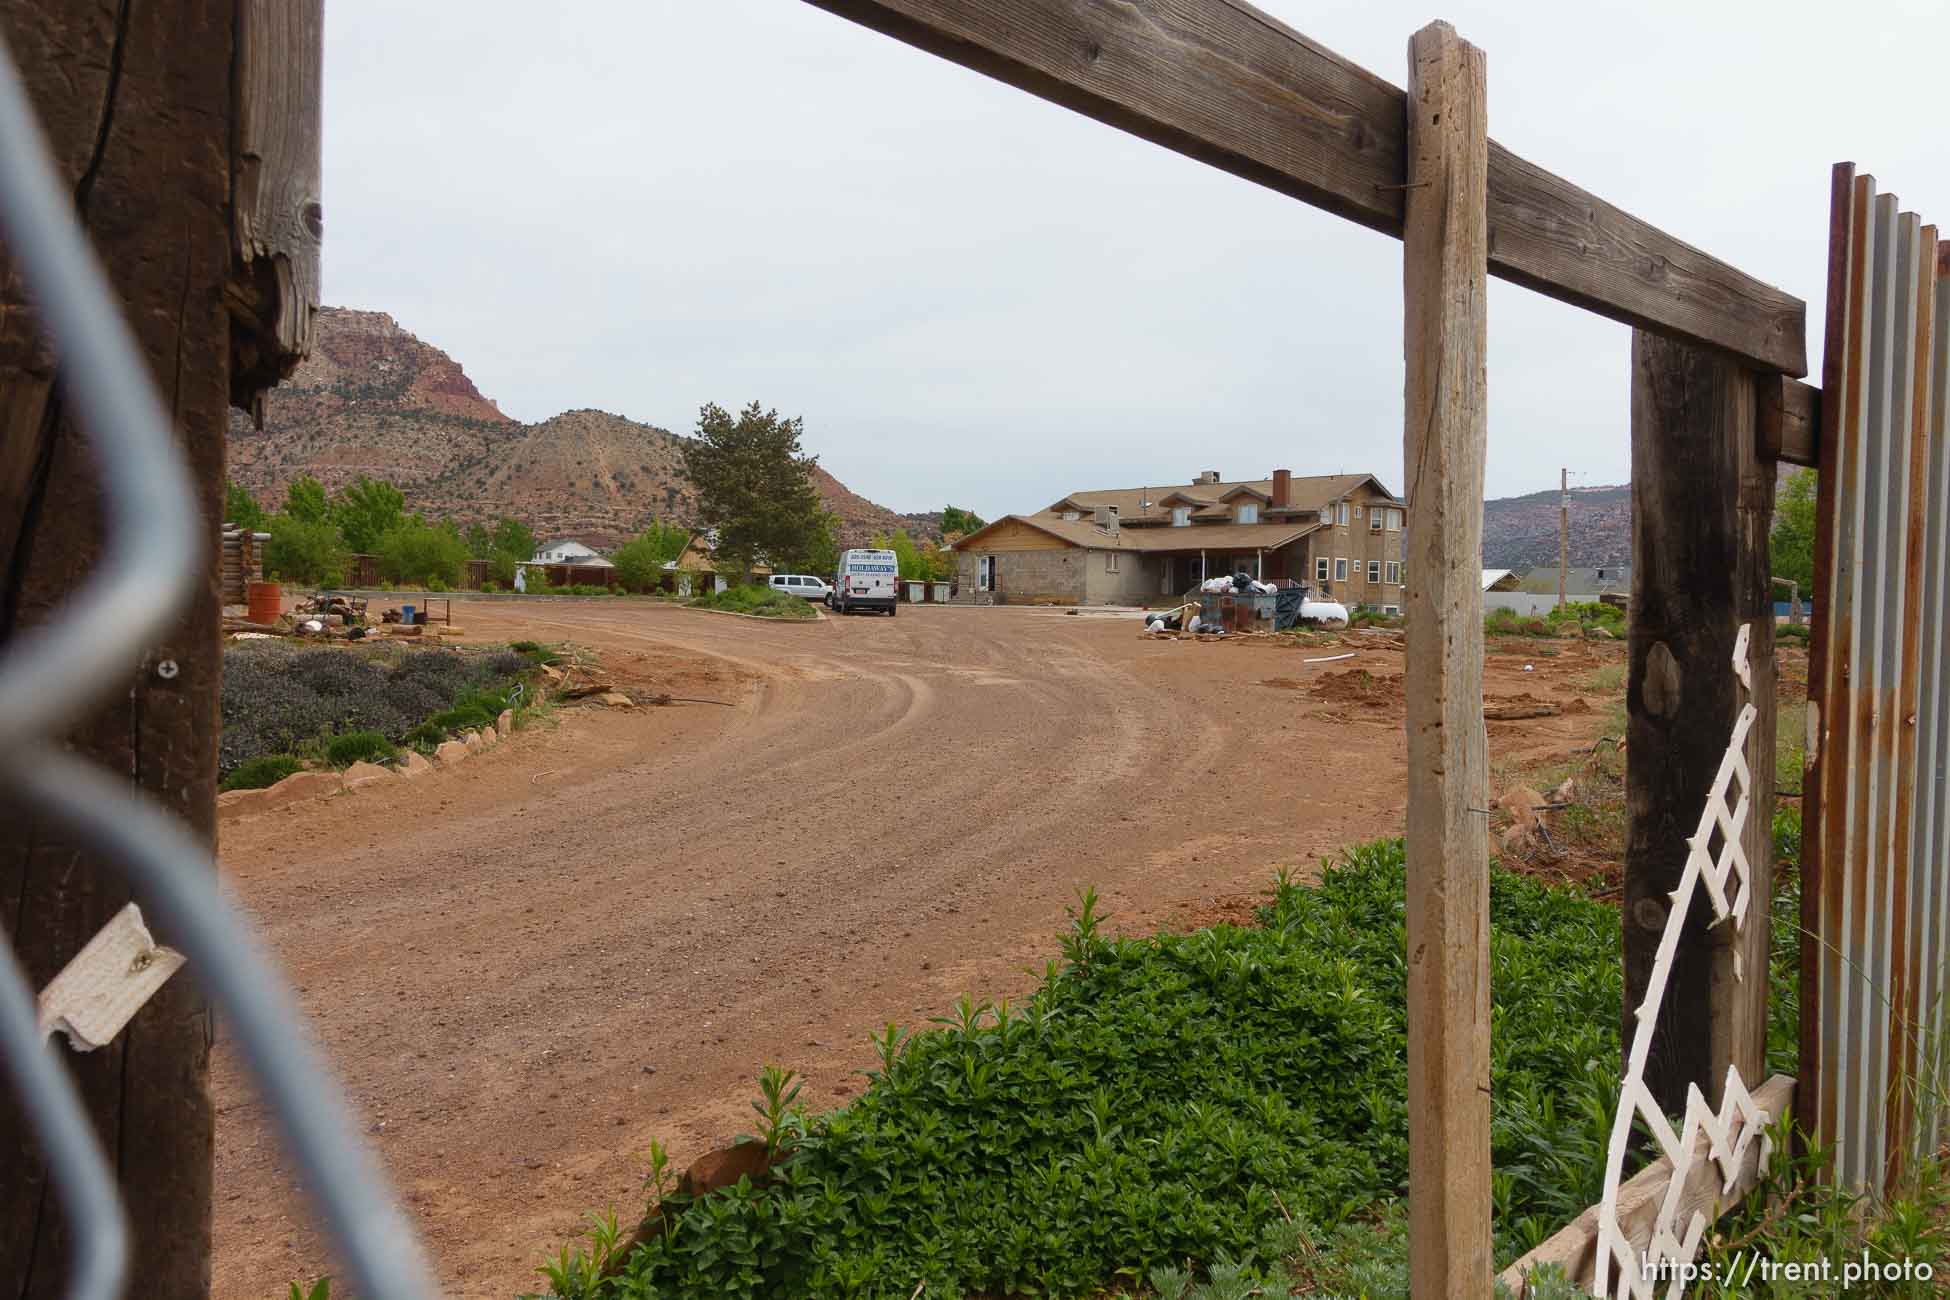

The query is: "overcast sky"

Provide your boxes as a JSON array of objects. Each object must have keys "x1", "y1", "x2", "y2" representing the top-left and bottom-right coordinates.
[{"x1": 321, "y1": 1, "x2": 1948, "y2": 521}]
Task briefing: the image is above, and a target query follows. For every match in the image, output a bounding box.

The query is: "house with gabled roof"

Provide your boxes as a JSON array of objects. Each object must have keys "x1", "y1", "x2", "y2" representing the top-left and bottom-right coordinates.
[{"x1": 950, "y1": 467, "x2": 1408, "y2": 607}]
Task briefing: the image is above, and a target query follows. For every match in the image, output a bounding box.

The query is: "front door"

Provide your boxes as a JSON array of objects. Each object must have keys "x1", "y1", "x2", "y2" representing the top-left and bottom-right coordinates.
[{"x1": 979, "y1": 556, "x2": 995, "y2": 591}]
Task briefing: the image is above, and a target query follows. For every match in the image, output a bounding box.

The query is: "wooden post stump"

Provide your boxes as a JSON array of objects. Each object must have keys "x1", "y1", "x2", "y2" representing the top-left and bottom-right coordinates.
[{"x1": 1626, "y1": 331, "x2": 1776, "y2": 1113}]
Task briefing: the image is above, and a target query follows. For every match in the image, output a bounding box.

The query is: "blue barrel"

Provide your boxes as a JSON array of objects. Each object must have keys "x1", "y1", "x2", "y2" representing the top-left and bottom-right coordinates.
[{"x1": 401, "y1": 603, "x2": 416, "y2": 625}]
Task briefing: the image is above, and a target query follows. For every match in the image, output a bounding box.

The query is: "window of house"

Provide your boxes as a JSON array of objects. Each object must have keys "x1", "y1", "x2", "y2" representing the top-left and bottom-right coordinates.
[
  {"x1": 1334, "y1": 558, "x2": 1348, "y2": 581},
  {"x1": 1387, "y1": 561, "x2": 1401, "y2": 584},
  {"x1": 1105, "y1": 551, "x2": 1119, "y2": 573},
  {"x1": 1062, "y1": 510, "x2": 1081, "y2": 521},
  {"x1": 1236, "y1": 502, "x2": 1259, "y2": 524},
  {"x1": 1389, "y1": 508, "x2": 1404, "y2": 530},
  {"x1": 1370, "y1": 511, "x2": 1383, "y2": 533},
  {"x1": 1316, "y1": 556, "x2": 1330, "y2": 582},
  {"x1": 1336, "y1": 502, "x2": 1349, "y2": 526},
  {"x1": 1383, "y1": 605, "x2": 1401, "y2": 615},
  {"x1": 1171, "y1": 506, "x2": 1191, "y2": 527},
  {"x1": 1319, "y1": 508, "x2": 1333, "y2": 524},
  {"x1": 1368, "y1": 560, "x2": 1381, "y2": 583}
]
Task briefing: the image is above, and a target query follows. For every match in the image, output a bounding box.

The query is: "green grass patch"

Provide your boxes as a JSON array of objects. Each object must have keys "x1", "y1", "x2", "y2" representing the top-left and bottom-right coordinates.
[
  {"x1": 218, "y1": 753, "x2": 304, "y2": 792},
  {"x1": 688, "y1": 583, "x2": 818, "y2": 620},
  {"x1": 324, "y1": 730, "x2": 395, "y2": 767},
  {"x1": 1574, "y1": 662, "x2": 1627, "y2": 695},
  {"x1": 541, "y1": 842, "x2": 1639, "y2": 1298}
]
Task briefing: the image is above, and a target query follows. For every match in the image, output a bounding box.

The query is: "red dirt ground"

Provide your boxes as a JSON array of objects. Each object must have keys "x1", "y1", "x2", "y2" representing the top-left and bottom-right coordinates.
[{"x1": 211, "y1": 603, "x2": 1617, "y2": 1298}]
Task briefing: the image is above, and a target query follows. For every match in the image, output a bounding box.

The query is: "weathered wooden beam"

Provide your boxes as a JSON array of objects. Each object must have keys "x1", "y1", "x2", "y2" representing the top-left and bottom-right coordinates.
[
  {"x1": 1402, "y1": 22, "x2": 1492, "y2": 1298},
  {"x1": 228, "y1": 0, "x2": 323, "y2": 415},
  {"x1": 0, "y1": 0, "x2": 241, "y2": 1292},
  {"x1": 1759, "y1": 376, "x2": 1821, "y2": 466},
  {"x1": 1626, "y1": 331, "x2": 1776, "y2": 1114},
  {"x1": 1498, "y1": 1074, "x2": 1795, "y2": 1297},
  {"x1": 800, "y1": 0, "x2": 1807, "y2": 375}
]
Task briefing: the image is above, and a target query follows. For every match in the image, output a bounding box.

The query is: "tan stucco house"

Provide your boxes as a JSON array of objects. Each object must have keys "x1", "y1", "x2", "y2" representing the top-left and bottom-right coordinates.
[{"x1": 951, "y1": 468, "x2": 1408, "y2": 607}]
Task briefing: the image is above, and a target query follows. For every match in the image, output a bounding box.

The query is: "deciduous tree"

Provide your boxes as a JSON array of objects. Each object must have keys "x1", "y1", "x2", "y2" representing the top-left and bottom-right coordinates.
[
  {"x1": 611, "y1": 521, "x2": 691, "y2": 591},
  {"x1": 332, "y1": 475, "x2": 405, "y2": 553},
  {"x1": 224, "y1": 479, "x2": 268, "y2": 530},
  {"x1": 1771, "y1": 468, "x2": 1816, "y2": 593},
  {"x1": 264, "y1": 514, "x2": 347, "y2": 586},
  {"x1": 283, "y1": 474, "x2": 330, "y2": 524}
]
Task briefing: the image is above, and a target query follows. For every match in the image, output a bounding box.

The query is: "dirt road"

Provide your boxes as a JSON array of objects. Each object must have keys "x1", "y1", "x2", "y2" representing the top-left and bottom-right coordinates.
[{"x1": 212, "y1": 602, "x2": 1613, "y2": 1298}]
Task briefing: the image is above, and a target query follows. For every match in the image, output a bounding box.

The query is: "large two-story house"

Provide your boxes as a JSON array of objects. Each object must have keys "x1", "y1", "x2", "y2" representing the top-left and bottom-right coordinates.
[{"x1": 950, "y1": 468, "x2": 1408, "y2": 607}]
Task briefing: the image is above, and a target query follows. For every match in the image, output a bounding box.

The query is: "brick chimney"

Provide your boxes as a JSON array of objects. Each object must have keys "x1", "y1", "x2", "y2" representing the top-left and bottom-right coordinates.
[{"x1": 1272, "y1": 468, "x2": 1292, "y2": 509}]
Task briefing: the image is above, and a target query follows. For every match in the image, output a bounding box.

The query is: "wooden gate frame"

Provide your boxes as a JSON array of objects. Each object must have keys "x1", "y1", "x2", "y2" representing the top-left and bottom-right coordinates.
[{"x1": 798, "y1": 3, "x2": 1816, "y2": 1294}]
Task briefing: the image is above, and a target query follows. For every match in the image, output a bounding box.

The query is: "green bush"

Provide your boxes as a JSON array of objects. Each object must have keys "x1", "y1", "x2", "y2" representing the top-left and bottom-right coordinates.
[
  {"x1": 263, "y1": 514, "x2": 347, "y2": 587},
  {"x1": 324, "y1": 730, "x2": 395, "y2": 767},
  {"x1": 220, "y1": 753, "x2": 304, "y2": 792},
  {"x1": 375, "y1": 519, "x2": 469, "y2": 588},
  {"x1": 1545, "y1": 600, "x2": 1625, "y2": 635},
  {"x1": 1777, "y1": 622, "x2": 1812, "y2": 643},
  {"x1": 689, "y1": 583, "x2": 817, "y2": 620},
  {"x1": 425, "y1": 703, "x2": 496, "y2": 734},
  {"x1": 554, "y1": 842, "x2": 1638, "y2": 1297}
]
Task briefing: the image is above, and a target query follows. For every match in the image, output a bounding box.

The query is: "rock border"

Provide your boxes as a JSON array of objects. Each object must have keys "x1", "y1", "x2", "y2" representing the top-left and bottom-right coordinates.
[{"x1": 217, "y1": 708, "x2": 520, "y2": 821}]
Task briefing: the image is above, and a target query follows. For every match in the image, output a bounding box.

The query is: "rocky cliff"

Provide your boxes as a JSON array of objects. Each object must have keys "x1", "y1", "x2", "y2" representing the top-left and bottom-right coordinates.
[{"x1": 228, "y1": 307, "x2": 936, "y2": 549}]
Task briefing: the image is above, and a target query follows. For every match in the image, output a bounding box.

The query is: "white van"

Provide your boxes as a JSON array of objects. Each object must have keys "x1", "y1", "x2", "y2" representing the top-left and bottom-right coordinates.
[{"x1": 833, "y1": 549, "x2": 900, "y2": 615}]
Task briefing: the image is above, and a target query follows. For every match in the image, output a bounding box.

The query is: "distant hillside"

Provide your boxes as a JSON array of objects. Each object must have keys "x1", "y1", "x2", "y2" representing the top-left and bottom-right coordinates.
[
  {"x1": 1482, "y1": 483, "x2": 1630, "y2": 569},
  {"x1": 228, "y1": 307, "x2": 937, "y2": 549}
]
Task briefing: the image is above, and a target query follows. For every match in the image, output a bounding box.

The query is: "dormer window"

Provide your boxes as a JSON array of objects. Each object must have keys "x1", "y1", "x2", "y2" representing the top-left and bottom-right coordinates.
[
  {"x1": 1062, "y1": 511, "x2": 1081, "y2": 521},
  {"x1": 1171, "y1": 506, "x2": 1191, "y2": 527},
  {"x1": 1337, "y1": 502, "x2": 1350, "y2": 526},
  {"x1": 1236, "y1": 503, "x2": 1259, "y2": 525}
]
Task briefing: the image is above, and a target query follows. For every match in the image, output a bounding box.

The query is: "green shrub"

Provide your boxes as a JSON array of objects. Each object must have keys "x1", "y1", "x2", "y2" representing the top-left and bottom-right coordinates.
[
  {"x1": 324, "y1": 730, "x2": 395, "y2": 767},
  {"x1": 220, "y1": 753, "x2": 303, "y2": 792},
  {"x1": 375, "y1": 519, "x2": 469, "y2": 588},
  {"x1": 689, "y1": 583, "x2": 817, "y2": 620},
  {"x1": 263, "y1": 514, "x2": 347, "y2": 587},
  {"x1": 1777, "y1": 622, "x2": 1812, "y2": 643},
  {"x1": 426, "y1": 703, "x2": 496, "y2": 734},
  {"x1": 556, "y1": 842, "x2": 1636, "y2": 1297}
]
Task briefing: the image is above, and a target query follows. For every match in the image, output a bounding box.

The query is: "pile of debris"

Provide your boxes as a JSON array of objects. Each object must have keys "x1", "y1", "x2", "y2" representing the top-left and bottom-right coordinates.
[{"x1": 1494, "y1": 778, "x2": 1580, "y2": 858}]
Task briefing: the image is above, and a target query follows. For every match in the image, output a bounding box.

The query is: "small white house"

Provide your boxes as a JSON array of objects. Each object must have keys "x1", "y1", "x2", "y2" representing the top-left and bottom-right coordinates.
[{"x1": 530, "y1": 539, "x2": 614, "y2": 568}]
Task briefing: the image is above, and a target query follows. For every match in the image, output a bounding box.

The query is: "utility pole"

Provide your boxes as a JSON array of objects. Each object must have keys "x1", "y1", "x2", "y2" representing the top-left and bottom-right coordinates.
[{"x1": 1557, "y1": 467, "x2": 1569, "y2": 610}]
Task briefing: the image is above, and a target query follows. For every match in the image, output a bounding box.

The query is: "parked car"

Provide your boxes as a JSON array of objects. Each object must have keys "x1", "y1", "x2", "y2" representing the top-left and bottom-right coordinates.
[
  {"x1": 768, "y1": 574, "x2": 832, "y2": 601},
  {"x1": 833, "y1": 548, "x2": 900, "y2": 615}
]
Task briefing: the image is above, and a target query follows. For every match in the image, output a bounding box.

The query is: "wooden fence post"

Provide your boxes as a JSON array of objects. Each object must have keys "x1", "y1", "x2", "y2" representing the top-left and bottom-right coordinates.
[
  {"x1": 1402, "y1": 21, "x2": 1492, "y2": 1298},
  {"x1": 1626, "y1": 332, "x2": 1776, "y2": 1114},
  {"x1": 0, "y1": 1, "x2": 318, "y2": 1292}
]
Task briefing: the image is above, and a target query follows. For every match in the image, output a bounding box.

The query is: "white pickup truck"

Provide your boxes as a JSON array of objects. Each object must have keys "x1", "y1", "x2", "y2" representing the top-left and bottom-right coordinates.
[{"x1": 832, "y1": 548, "x2": 900, "y2": 615}]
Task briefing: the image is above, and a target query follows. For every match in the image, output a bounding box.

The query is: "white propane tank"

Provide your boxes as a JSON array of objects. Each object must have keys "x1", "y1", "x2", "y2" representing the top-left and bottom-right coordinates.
[{"x1": 1298, "y1": 599, "x2": 1349, "y2": 629}]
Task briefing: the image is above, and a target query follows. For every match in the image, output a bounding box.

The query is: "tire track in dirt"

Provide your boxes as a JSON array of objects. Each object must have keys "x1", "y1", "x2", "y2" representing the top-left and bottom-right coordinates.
[{"x1": 211, "y1": 603, "x2": 1614, "y2": 1299}]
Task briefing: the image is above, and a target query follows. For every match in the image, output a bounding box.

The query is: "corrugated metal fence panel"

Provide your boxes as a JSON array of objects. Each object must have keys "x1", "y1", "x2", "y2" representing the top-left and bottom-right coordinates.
[
  {"x1": 1805, "y1": 164, "x2": 1948, "y2": 1192},
  {"x1": 1919, "y1": 243, "x2": 1950, "y2": 1157}
]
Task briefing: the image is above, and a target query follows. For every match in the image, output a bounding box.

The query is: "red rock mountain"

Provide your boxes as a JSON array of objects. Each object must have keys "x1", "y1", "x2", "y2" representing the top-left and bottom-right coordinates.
[{"x1": 227, "y1": 307, "x2": 934, "y2": 549}]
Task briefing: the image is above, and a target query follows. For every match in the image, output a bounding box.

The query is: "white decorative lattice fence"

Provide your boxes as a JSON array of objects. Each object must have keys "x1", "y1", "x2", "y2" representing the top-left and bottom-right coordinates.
[{"x1": 1593, "y1": 623, "x2": 1775, "y2": 1299}]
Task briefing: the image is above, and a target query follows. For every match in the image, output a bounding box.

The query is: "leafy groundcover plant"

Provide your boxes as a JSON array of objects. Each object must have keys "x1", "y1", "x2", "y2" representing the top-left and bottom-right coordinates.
[{"x1": 536, "y1": 841, "x2": 1640, "y2": 1299}]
